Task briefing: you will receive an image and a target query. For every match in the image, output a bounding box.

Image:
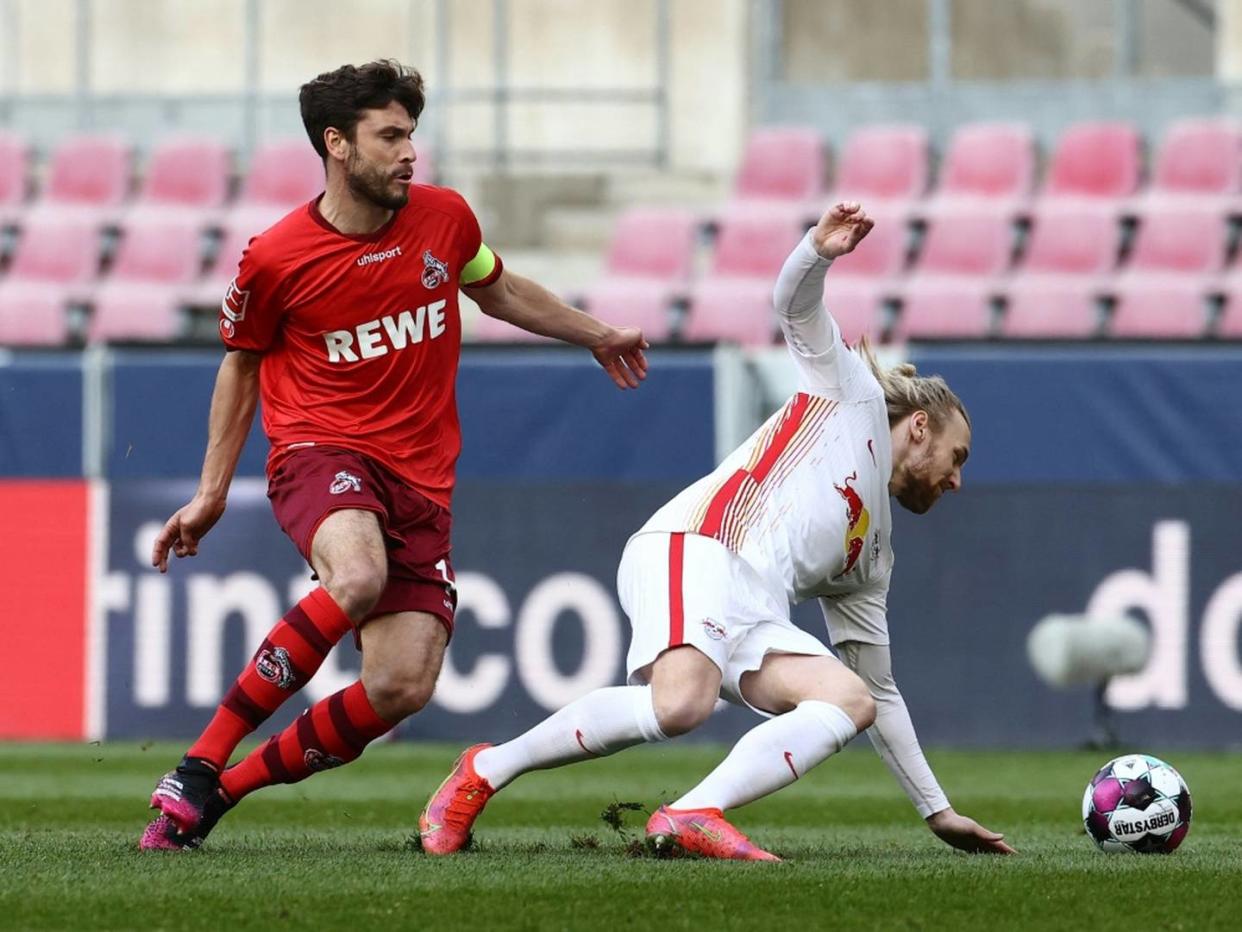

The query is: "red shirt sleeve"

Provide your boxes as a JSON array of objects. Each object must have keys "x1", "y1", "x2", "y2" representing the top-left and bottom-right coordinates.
[{"x1": 218, "y1": 237, "x2": 286, "y2": 352}]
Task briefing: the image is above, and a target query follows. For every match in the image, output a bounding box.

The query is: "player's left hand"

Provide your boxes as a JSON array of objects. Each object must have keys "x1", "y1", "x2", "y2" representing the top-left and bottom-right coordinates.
[
  {"x1": 811, "y1": 201, "x2": 874, "y2": 261},
  {"x1": 927, "y1": 807, "x2": 1017, "y2": 855},
  {"x1": 591, "y1": 326, "x2": 649, "y2": 390}
]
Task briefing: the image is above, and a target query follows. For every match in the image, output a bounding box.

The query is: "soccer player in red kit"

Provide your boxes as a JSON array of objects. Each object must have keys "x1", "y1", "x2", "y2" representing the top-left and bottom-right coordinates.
[{"x1": 139, "y1": 60, "x2": 648, "y2": 851}]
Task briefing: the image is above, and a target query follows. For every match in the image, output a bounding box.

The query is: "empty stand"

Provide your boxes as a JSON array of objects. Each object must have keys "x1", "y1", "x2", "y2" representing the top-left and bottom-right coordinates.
[
  {"x1": 999, "y1": 277, "x2": 1103, "y2": 339},
  {"x1": 1125, "y1": 203, "x2": 1229, "y2": 274},
  {"x1": 0, "y1": 287, "x2": 70, "y2": 346},
  {"x1": 681, "y1": 278, "x2": 777, "y2": 346},
  {"x1": 1020, "y1": 204, "x2": 1122, "y2": 275},
  {"x1": 734, "y1": 126, "x2": 827, "y2": 202},
  {"x1": 912, "y1": 208, "x2": 1014, "y2": 276},
  {"x1": 239, "y1": 138, "x2": 325, "y2": 207},
  {"x1": 1150, "y1": 118, "x2": 1242, "y2": 198},
  {"x1": 828, "y1": 208, "x2": 909, "y2": 278},
  {"x1": 1044, "y1": 121, "x2": 1141, "y2": 199},
  {"x1": 824, "y1": 280, "x2": 888, "y2": 344},
  {"x1": 937, "y1": 122, "x2": 1036, "y2": 201},
  {"x1": 710, "y1": 206, "x2": 808, "y2": 278},
  {"x1": 134, "y1": 135, "x2": 232, "y2": 213},
  {"x1": 602, "y1": 207, "x2": 698, "y2": 279},
  {"x1": 35, "y1": 134, "x2": 132, "y2": 222},
  {"x1": 834, "y1": 124, "x2": 929, "y2": 203},
  {"x1": 469, "y1": 310, "x2": 555, "y2": 343},
  {"x1": 891, "y1": 279, "x2": 996, "y2": 341},
  {"x1": 1108, "y1": 278, "x2": 1210, "y2": 339}
]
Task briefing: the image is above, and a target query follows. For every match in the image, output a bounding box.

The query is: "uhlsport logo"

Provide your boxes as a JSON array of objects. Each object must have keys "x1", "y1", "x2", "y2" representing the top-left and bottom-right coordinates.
[
  {"x1": 422, "y1": 250, "x2": 450, "y2": 288},
  {"x1": 833, "y1": 472, "x2": 870, "y2": 579},
  {"x1": 254, "y1": 646, "x2": 295, "y2": 690},
  {"x1": 329, "y1": 471, "x2": 363, "y2": 495},
  {"x1": 701, "y1": 618, "x2": 727, "y2": 641},
  {"x1": 304, "y1": 748, "x2": 346, "y2": 772},
  {"x1": 357, "y1": 245, "x2": 402, "y2": 268}
]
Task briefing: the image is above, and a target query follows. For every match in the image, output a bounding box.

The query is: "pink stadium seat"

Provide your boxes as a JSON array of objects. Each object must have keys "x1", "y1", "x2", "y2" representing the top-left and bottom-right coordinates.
[
  {"x1": 604, "y1": 207, "x2": 698, "y2": 279},
  {"x1": 0, "y1": 132, "x2": 30, "y2": 221},
  {"x1": 1125, "y1": 204, "x2": 1228, "y2": 274},
  {"x1": 710, "y1": 206, "x2": 807, "y2": 278},
  {"x1": 88, "y1": 283, "x2": 185, "y2": 343},
  {"x1": 88, "y1": 215, "x2": 203, "y2": 343},
  {"x1": 0, "y1": 285, "x2": 71, "y2": 346},
  {"x1": 186, "y1": 209, "x2": 284, "y2": 307},
  {"x1": 892, "y1": 279, "x2": 995, "y2": 341},
  {"x1": 734, "y1": 126, "x2": 827, "y2": 202},
  {"x1": 135, "y1": 136, "x2": 231, "y2": 211},
  {"x1": 1151, "y1": 118, "x2": 1242, "y2": 197},
  {"x1": 579, "y1": 278, "x2": 678, "y2": 342},
  {"x1": 38, "y1": 134, "x2": 132, "y2": 217},
  {"x1": 999, "y1": 276, "x2": 1102, "y2": 339},
  {"x1": 824, "y1": 280, "x2": 888, "y2": 344},
  {"x1": 937, "y1": 122, "x2": 1036, "y2": 200},
  {"x1": 1021, "y1": 204, "x2": 1122, "y2": 275},
  {"x1": 683, "y1": 278, "x2": 776, "y2": 346},
  {"x1": 834, "y1": 124, "x2": 929, "y2": 203},
  {"x1": 1108, "y1": 277, "x2": 1210, "y2": 339},
  {"x1": 912, "y1": 208, "x2": 1014, "y2": 276},
  {"x1": 1044, "y1": 121, "x2": 1141, "y2": 199},
  {"x1": 5, "y1": 218, "x2": 99, "y2": 285},
  {"x1": 240, "y1": 139, "x2": 325, "y2": 207},
  {"x1": 469, "y1": 310, "x2": 555, "y2": 343}
]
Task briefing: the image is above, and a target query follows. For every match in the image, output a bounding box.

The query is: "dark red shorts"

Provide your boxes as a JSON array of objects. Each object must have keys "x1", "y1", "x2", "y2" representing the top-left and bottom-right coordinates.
[{"x1": 267, "y1": 445, "x2": 455, "y2": 636}]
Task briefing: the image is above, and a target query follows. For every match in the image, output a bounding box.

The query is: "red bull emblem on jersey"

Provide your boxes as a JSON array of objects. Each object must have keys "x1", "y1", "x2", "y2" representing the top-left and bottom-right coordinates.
[
  {"x1": 833, "y1": 472, "x2": 871, "y2": 579},
  {"x1": 422, "y1": 250, "x2": 449, "y2": 288}
]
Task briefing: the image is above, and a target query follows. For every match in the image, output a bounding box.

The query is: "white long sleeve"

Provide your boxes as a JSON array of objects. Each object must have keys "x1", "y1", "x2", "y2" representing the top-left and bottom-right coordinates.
[
  {"x1": 772, "y1": 230, "x2": 835, "y2": 358},
  {"x1": 837, "y1": 640, "x2": 950, "y2": 819}
]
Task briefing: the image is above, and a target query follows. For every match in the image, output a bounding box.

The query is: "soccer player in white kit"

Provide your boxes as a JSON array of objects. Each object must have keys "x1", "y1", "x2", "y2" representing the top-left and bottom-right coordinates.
[{"x1": 420, "y1": 203, "x2": 1015, "y2": 860}]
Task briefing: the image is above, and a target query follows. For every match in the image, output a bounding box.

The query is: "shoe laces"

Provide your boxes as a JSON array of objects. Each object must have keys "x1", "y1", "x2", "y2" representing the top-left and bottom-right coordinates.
[{"x1": 442, "y1": 778, "x2": 492, "y2": 829}]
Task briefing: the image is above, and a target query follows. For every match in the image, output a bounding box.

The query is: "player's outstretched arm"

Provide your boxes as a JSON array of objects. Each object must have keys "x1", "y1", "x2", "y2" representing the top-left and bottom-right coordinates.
[
  {"x1": 469, "y1": 269, "x2": 648, "y2": 389},
  {"x1": 837, "y1": 640, "x2": 1017, "y2": 855},
  {"x1": 151, "y1": 349, "x2": 262, "y2": 572},
  {"x1": 773, "y1": 202, "x2": 873, "y2": 357}
]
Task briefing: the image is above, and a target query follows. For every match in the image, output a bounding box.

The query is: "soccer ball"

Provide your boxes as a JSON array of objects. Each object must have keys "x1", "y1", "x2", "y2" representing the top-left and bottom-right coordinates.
[{"x1": 1081, "y1": 754, "x2": 1192, "y2": 854}]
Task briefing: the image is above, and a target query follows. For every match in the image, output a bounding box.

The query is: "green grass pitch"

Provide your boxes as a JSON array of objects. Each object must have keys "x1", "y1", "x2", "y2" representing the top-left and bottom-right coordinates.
[{"x1": 2, "y1": 741, "x2": 1241, "y2": 930}]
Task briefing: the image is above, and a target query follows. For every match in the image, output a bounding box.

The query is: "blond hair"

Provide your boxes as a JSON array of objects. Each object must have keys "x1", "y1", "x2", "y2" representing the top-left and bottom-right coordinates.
[{"x1": 856, "y1": 336, "x2": 971, "y2": 430}]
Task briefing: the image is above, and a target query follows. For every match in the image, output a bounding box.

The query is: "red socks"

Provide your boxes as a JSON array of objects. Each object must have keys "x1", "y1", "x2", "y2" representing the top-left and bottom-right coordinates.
[
  {"x1": 187, "y1": 587, "x2": 354, "y2": 769},
  {"x1": 220, "y1": 681, "x2": 392, "y2": 801}
]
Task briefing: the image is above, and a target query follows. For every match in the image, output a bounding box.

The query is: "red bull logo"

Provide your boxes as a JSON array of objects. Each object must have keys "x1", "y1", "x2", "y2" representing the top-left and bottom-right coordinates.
[{"x1": 834, "y1": 472, "x2": 870, "y2": 579}]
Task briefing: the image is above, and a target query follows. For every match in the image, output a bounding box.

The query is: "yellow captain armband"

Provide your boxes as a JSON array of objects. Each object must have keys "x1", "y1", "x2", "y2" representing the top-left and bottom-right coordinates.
[{"x1": 460, "y1": 242, "x2": 503, "y2": 288}]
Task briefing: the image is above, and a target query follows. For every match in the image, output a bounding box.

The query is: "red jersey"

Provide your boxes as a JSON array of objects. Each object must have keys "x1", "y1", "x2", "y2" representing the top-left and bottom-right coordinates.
[{"x1": 218, "y1": 186, "x2": 502, "y2": 508}]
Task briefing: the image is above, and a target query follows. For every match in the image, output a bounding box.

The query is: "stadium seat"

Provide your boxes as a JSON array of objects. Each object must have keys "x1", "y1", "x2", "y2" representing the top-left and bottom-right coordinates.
[
  {"x1": 1150, "y1": 118, "x2": 1242, "y2": 199},
  {"x1": 1020, "y1": 204, "x2": 1122, "y2": 275},
  {"x1": 238, "y1": 138, "x2": 325, "y2": 208},
  {"x1": 1124, "y1": 203, "x2": 1229, "y2": 274},
  {"x1": 469, "y1": 309, "x2": 556, "y2": 343},
  {"x1": 824, "y1": 279, "x2": 888, "y2": 344},
  {"x1": 1108, "y1": 277, "x2": 1211, "y2": 339},
  {"x1": 0, "y1": 285, "x2": 71, "y2": 346},
  {"x1": 133, "y1": 135, "x2": 232, "y2": 216},
  {"x1": 88, "y1": 215, "x2": 203, "y2": 343},
  {"x1": 734, "y1": 126, "x2": 827, "y2": 202},
  {"x1": 998, "y1": 276, "x2": 1103, "y2": 339},
  {"x1": 710, "y1": 206, "x2": 808, "y2": 279},
  {"x1": 1044, "y1": 121, "x2": 1142, "y2": 200},
  {"x1": 828, "y1": 207, "x2": 909, "y2": 278},
  {"x1": 33, "y1": 133, "x2": 132, "y2": 223},
  {"x1": 890, "y1": 279, "x2": 995, "y2": 341},
  {"x1": 834, "y1": 124, "x2": 929, "y2": 204},
  {"x1": 911, "y1": 207, "x2": 1014, "y2": 277},
  {"x1": 602, "y1": 207, "x2": 698, "y2": 279},
  {"x1": 936, "y1": 121, "x2": 1036, "y2": 201},
  {"x1": 682, "y1": 277, "x2": 776, "y2": 346},
  {"x1": 3, "y1": 217, "x2": 100, "y2": 288},
  {"x1": 0, "y1": 132, "x2": 30, "y2": 224},
  {"x1": 579, "y1": 278, "x2": 679, "y2": 342}
]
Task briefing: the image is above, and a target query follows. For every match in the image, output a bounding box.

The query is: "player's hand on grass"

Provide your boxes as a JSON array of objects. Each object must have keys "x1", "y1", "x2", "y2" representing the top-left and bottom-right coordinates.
[
  {"x1": 811, "y1": 202, "x2": 874, "y2": 261},
  {"x1": 152, "y1": 493, "x2": 227, "y2": 572},
  {"x1": 927, "y1": 807, "x2": 1017, "y2": 855},
  {"x1": 591, "y1": 325, "x2": 650, "y2": 390}
]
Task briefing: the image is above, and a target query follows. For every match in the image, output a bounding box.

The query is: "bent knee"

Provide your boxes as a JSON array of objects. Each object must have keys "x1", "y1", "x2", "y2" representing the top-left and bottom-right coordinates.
[
  {"x1": 362, "y1": 671, "x2": 435, "y2": 722},
  {"x1": 838, "y1": 674, "x2": 876, "y2": 732},
  {"x1": 652, "y1": 686, "x2": 716, "y2": 737},
  {"x1": 323, "y1": 564, "x2": 386, "y2": 621}
]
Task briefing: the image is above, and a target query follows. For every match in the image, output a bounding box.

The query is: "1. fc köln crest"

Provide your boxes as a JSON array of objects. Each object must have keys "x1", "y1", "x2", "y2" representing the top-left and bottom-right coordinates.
[{"x1": 422, "y1": 251, "x2": 449, "y2": 288}]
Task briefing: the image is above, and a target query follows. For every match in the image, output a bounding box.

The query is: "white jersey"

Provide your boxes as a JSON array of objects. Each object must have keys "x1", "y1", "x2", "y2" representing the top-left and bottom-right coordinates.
[{"x1": 636, "y1": 233, "x2": 893, "y2": 645}]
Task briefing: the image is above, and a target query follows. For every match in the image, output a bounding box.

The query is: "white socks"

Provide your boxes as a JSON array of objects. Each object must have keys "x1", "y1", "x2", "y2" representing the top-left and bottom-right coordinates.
[
  {"x1": 671, "y1": 701, "x2": 857, "y2": 811},
  {"x1": 473, "y1": 685, "x2": 667, "y2": 790}
]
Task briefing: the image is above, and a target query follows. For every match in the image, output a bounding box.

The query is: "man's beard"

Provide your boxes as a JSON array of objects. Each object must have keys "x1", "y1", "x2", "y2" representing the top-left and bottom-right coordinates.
[
  {"x1": 893, "y1": 449, "x2": 938, "y2": 515},
  {"x1": 345, "y1": 149, "x2": 408, "y2": 210}
]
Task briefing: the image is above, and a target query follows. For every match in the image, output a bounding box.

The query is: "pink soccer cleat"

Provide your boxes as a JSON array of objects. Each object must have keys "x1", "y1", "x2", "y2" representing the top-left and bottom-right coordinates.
[
  {"x1": 418, "y1": 744, "x2": 495, "y2": 855},
  {"x1": 148, "y1": 756, "x2": 219, "y2": 835},
  {"x1": 645, "y1": 805, "x2": 781, "y2": 862}
]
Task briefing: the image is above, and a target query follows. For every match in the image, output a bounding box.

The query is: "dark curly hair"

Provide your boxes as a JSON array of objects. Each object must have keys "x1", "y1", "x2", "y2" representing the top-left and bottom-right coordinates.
[{"x1": 299, "y1": 59, "x2": 426, "y2": 161}]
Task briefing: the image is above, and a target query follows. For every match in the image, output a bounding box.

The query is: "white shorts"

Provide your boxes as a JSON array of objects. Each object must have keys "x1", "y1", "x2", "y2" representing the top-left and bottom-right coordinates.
[{"x1": 618, "y1": 531, "x2": 831, "y2": 715}]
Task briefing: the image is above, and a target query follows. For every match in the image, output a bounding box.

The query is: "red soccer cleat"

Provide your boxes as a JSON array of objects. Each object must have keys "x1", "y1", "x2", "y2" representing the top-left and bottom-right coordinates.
[
  {"x1": 418, "y1": 744, "x2": 495, "y2": 855},
  {"x1": 645, "y1": 805, "x2": 781, "y2": 862}
]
